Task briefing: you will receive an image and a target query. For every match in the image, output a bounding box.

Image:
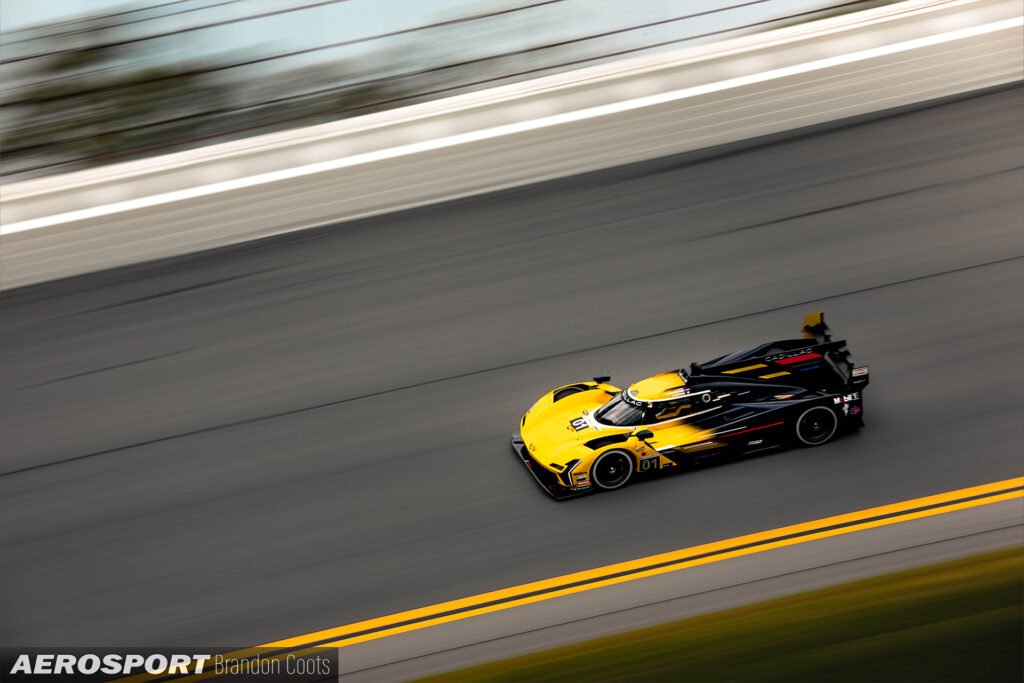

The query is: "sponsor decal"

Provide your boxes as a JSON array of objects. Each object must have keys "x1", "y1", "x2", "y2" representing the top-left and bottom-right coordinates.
[
  {"x1": 765, "y1": 347, "x2": 814, "y2": 362},
  {"x1": 6, "y1": 653, "x2": 212, "y2": 677},
  {"x1": 621, "y1": 392, "x2": 644, "y2": 407},
  {"x1": 852, "y1": 366, "x2": 869, "y2": 377},
  {"x1": 1, "y1": 649, "x2": 337, "y2": 682},
  {"x1": 833, "y1": 392, "x2": 860, "y2": 404},
  {"x1": 638, "y1": 454, "x2": 660, "y2": 472},
  {"x1": 747, "y1": 439, "x2": 763, "y2": 446}
]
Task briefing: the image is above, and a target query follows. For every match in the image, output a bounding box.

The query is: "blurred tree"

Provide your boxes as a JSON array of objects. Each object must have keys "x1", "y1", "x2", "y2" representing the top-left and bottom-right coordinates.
[
  {"x1": 0, "y1": 17, "x2": 406, "y2": 176},
  {"x1": 0, "y1": 1, "x2": 881, "y2": 179},
  {"x1": 1, "y1": 19, "x2": 230, "y2": 173}
]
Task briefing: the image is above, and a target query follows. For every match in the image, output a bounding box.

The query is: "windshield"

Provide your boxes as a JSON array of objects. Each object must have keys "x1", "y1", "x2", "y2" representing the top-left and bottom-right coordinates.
[{"x1": 594, "y1": 393, "x2": 647, "y2": 426}]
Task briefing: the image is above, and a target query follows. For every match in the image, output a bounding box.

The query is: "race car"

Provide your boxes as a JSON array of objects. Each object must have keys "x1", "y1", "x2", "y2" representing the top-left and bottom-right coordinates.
[{"x1": 511, "y1": 312, "x2": 869, "y2": 499}]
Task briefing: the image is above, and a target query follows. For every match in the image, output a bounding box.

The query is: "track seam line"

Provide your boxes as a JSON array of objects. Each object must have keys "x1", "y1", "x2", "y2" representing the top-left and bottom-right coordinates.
[
  {"x1": 209, "y1": 162, "x2": 1024, "y2": 313},
  {"x1": 3, "y1": 254, "x2": 1020, "y2": 477}
]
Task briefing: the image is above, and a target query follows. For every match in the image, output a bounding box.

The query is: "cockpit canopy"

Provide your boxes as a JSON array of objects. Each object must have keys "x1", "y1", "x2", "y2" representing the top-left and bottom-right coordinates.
[{"x1": 593, "y1": 388, "x2": 710, "y2": 427}]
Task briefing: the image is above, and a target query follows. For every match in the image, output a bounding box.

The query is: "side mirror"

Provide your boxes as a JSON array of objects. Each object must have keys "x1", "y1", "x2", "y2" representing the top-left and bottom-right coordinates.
[
  {"x1": 592, "y1": 374, "x2": 611, "y2": 384},
  {"x1": 634, "y1": 429, "x2": 654, "y2": 441}
]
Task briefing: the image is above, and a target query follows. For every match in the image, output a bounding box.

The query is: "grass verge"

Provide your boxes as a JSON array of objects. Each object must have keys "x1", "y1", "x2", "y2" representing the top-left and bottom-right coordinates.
[{"x1": 417, "y1": 546, "x2": 1023, "y2": 682}]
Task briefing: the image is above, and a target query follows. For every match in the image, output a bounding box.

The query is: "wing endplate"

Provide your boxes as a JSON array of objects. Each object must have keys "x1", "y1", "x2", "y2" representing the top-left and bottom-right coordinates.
[{"x1": 802, "y1": 311, "x2": 832, "y2": 343}]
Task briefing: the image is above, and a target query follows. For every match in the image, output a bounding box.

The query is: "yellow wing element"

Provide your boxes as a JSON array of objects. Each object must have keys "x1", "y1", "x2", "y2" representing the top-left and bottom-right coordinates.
[
  {"x1": 802, "y1": 310, "x2": 834, "y2": 343},
  {"x1": 802, "y1": 311, "x2": 824, "y2": 338}
]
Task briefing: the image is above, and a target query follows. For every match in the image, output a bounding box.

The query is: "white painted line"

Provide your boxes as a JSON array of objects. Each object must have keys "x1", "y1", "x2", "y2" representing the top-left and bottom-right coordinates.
[
  {"x1": 0, "y1": 0, "x2": 959, "y2": 200},
  {"x1": 2, "y1": 16, "x2": 1019, "y2": 236}
]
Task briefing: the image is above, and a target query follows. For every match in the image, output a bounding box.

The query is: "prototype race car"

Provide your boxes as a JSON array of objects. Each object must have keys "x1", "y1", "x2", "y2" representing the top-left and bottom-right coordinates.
[{"x1": 511, "y1": 312, "x2": 869, "y2": 499}]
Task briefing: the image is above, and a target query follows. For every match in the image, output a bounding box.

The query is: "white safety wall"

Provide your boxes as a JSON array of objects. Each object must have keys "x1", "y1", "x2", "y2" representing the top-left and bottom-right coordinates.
[{"x1": 1, "y1": 0, "x2": 1020, "y2": 289}]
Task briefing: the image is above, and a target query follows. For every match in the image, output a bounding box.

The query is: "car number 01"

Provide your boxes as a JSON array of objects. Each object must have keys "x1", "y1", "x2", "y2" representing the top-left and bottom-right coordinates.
[{"x1": 639, "y1": 455, "x2": 659, "y2": 472}]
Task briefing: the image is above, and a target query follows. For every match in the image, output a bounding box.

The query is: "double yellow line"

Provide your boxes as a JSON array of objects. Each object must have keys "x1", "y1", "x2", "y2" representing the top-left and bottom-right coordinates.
[
  {"x1": 145, "y1": 476, "x2": 1023, "y2": 682},
  {"x1": 264, "y1": 477, "x2": 1023, "y2": 649}
]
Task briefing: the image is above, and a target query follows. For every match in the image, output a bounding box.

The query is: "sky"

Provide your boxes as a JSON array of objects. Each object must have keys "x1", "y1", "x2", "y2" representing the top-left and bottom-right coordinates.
[{"x1": 0, "y1": 1, "x2": 827, "y2": 83}]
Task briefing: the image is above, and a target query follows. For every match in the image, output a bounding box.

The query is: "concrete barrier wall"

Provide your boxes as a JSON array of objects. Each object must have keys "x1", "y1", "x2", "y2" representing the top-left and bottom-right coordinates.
[{"x1": 1, "y1": 0, "x2": 1020, "y2": 289}]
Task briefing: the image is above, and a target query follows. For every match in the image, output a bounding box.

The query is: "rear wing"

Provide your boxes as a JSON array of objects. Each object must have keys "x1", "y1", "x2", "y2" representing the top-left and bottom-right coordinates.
[
  {"x1": 802, "y1": 311, "x2": 869, "y2": 390},
  {"x1": 692, "y1": 312, "x2": 868, "y2": 390}
]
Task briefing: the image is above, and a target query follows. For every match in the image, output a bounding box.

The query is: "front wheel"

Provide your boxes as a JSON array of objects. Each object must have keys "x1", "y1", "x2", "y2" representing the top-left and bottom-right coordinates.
[
  {"x1": 794, "y1": 406, "x2": 839, "y2": 446},
  {"x1": 591, "y1": 450, "x2": 634, "y2": 490}
]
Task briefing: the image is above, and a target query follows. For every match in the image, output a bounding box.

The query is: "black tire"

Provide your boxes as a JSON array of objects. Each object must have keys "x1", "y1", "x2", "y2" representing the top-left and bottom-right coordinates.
[
  {"x1": 794, "y1": 406, "x2": 839, "y2": 446},
  {"x1": 591, "y1": 449, "x2": 634, "y2": 490}
]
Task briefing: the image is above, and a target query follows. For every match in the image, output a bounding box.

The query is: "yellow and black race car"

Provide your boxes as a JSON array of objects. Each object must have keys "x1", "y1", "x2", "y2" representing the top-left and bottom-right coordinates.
[{"x1": 512, "y1": 312, "x2": 869, "y2": 499}]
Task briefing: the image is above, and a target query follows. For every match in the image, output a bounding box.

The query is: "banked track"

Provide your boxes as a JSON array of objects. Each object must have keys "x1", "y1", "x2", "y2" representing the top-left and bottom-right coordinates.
[{"x1": 0, "y1": 86, "x2": 1022, "y2": 647}]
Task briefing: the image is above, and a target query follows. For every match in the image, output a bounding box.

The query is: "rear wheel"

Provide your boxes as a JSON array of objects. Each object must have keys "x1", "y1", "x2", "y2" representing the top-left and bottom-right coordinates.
[
  {"x1": 795, "y1": 406, "x2": 839, "y2": 446},
  {"x1": 591, "y1": 450, "x2": 634, "y2": 490}
]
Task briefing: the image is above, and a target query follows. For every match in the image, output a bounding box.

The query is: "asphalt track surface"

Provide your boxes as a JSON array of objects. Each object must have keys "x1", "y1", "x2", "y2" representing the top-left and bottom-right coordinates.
[{"x1": 1, "y1": 85, "x2": 1022, "y2": 647}]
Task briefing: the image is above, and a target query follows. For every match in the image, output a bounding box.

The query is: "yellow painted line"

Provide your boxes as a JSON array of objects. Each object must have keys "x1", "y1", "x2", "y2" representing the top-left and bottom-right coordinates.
[
  {"x1": 722, "y1": 363, "x2": 766, "y2": 374},
  {"x1": 759, "y1": 371, "x2": 791, "y2": 379},
  {"x1": 153, "y1": 477, "x2": 1023, "y2": 682},
  {"x1": 268, "y1": 478, "x2": 1023, "y2": 649}
]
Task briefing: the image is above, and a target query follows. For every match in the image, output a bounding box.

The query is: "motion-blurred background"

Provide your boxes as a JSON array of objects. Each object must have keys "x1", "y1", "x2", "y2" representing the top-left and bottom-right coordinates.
[{"x1": 1, "y1": 0, "x2": 884, "y2": 178}]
